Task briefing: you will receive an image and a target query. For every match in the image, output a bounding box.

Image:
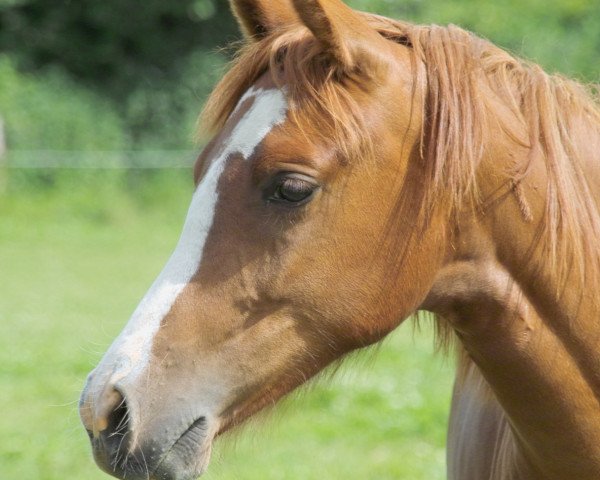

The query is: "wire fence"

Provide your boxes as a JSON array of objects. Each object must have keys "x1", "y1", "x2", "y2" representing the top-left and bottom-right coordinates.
[{"x1": 1, "y1": 150, "x2": 199, "y2": 169}]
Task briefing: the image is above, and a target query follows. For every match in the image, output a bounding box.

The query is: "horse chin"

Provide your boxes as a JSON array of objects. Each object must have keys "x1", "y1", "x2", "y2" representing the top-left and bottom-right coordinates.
[
  {"x1": 149, "y1": 440, "x2": 213, "y2": 480},
  {"x1": 147, "y1": 418, "x2": 215, "y2": 480}
]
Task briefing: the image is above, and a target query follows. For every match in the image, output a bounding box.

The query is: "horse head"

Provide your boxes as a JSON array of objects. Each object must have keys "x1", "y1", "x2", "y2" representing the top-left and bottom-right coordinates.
[{"x1": 79, "y1": 2, "x2": 446, "y2": 478}]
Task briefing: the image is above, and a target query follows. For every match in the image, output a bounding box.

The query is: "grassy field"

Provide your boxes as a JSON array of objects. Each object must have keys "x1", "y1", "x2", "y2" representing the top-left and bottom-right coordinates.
[{"x1": 0, "y1": 170, "x2": 454, "y2": 480}]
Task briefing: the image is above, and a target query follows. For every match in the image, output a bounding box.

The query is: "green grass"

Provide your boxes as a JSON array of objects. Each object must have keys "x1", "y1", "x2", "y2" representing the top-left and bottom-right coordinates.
[{"x1": 0, "y1": 171, "x2": 454, "y2": 480}]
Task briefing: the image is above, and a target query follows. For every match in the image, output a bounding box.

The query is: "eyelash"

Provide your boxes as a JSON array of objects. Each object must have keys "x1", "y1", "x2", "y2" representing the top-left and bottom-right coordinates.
[{"x1": 266, "y1": 173, "x2": 319, "y2": 206}]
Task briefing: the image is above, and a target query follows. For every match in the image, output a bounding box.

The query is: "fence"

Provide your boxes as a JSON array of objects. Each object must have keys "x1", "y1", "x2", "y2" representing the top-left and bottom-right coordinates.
[{"x1": 3, "y1": 150, "x2": 198, "y2": 169}]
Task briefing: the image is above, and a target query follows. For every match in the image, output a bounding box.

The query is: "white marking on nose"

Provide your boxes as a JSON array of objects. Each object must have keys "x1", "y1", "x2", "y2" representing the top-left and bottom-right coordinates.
[{"x1": 93, "y1": 87, "x2": 288, "y2": 386}]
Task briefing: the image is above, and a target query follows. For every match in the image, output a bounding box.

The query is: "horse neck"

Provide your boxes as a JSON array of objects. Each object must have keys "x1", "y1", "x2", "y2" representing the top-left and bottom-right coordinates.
[
  {"x1": 426, "y1": 111, "x2": 600, "y2": 479},
  {"x1": 485, "y1": 109, "x2": 600, "y2": 364}
]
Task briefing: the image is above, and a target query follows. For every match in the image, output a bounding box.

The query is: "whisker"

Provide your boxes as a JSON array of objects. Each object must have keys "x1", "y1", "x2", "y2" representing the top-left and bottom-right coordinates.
[{"x1": 137, "y1": 446, "x2": 150, "y2": 480}]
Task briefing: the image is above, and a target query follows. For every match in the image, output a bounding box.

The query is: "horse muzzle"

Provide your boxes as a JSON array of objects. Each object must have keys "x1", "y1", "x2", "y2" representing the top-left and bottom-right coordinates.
[{"x1": 79, "y1": 373, "x2": 216, "y2": 480}]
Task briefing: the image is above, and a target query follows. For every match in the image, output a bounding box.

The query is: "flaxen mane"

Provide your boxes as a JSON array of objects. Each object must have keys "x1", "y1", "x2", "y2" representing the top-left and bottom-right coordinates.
[{"x1": 200, "y1": 12, "x2": 600, "y2": 301}]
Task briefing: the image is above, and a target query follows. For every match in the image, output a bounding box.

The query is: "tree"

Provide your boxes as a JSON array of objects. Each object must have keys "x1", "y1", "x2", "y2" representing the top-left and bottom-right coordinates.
[{"x1": 0, "y1": 0, "x2": 240, "y2": 99}]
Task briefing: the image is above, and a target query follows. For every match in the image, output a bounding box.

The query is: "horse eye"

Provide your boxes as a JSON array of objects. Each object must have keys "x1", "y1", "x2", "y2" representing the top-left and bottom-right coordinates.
[{"x1": 268, "y1": 175, "x2": 318, "y2": 205}]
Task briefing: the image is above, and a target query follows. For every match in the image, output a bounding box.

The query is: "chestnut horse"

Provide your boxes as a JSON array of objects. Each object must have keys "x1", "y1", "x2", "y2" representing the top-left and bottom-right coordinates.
[{"x1": 79, "y1": 1, "x2": 600, "y2": 479}]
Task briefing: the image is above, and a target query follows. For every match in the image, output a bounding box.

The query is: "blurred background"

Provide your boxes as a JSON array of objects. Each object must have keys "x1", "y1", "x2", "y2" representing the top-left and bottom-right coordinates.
[{"x1": 0, "y1": 1, "x2": 598, "y2": 479}]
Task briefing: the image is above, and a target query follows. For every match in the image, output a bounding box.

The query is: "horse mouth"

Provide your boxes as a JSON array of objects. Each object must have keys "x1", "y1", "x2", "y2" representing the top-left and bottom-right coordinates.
[
  {"x1": 149, "y1": 416, "x2": 213, "y2": 480},
  {"x1": 161, "y1": 416, "x2": 209, "y2": 464},
  {"x1": 89, "y1": 414, "x2": 214, "y2": 480}
]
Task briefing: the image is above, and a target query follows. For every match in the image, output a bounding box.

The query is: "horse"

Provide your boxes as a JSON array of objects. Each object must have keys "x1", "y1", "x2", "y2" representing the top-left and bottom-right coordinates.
[{"x1": 79, "y1": 1, "x2": 600, "y2": 479}]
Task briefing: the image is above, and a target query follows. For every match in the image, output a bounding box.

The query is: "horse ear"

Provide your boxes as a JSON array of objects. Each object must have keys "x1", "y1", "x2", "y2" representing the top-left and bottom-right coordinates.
[
  {"x1": 291, "y1": 0, "x2": 386, "y2": 70},
  {"x1": 229, "y1": 0, "x2": 298, "y2": 40}
]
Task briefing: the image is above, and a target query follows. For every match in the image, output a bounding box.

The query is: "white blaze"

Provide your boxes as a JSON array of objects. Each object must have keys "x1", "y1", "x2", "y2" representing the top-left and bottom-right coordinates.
[{"x1": 95, "y1": 87, "x2": 288, "y2": 386}]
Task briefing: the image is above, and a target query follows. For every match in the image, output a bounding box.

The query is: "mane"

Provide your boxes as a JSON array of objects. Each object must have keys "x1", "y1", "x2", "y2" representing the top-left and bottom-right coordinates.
[{"x1": 200, "y1": 12, "x2": 600, "y2": 305}]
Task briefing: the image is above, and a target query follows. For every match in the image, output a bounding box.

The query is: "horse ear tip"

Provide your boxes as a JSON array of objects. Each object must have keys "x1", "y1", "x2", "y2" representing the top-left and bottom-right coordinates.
[
  {"x1": 230, "y1": 0, "x2": 299, "y2": 41},
  {"x1": 291, "y1": 0, "x2": 381, "y2": 71}
]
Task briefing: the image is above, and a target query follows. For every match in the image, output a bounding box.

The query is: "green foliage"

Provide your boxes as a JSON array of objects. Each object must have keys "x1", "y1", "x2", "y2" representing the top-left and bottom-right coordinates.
[
  {"x1": 0, "y1": 0, "x2": 234, "y2": 154},
  {"x1": 0, "y1": 0, "x2": 598, "y2": 158},
  {"x1": 0, "y1": 56, "x2": 127, "y2": 188},
  {"x1": 348, "y1": 0, "x2": 600, "y2": 81},
  {"x1": 123, "y1": 48, "x2": 226, "y2": 149},
  {"x1": 0, "y1": 55, "x2": 124, "y2": 151},
  {"x1": 0, "y1": 0, "x2": 239, "y2": 99}
]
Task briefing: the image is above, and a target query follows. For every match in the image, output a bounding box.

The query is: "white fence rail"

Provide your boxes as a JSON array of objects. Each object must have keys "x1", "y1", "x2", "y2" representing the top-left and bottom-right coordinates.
[
  {"x1": 3, "y1": 150, "x2": 199, "y2": 169},
  {"x1": 0, "y1": 116, "x2": 5, "y2": 160}
]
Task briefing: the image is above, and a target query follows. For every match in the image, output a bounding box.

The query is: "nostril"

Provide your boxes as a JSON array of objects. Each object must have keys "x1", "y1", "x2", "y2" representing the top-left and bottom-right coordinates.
[
  {"x1": 93, "y1": 387, "x2": 127, "y2": 436},
  {"x1": 105, "y1": 390, "x2": 130, "y2": 439},
  {"x1": 91, "y1": 387, "x2": 134, "y2": 473},
  {"x1": 93, "y1": 387, "x2": 132, "y2": 452}
]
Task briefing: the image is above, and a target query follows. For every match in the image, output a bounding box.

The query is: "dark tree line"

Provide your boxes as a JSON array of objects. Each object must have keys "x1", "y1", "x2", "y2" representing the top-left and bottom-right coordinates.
[
  {"x1": 1, "y1": 0, "x2": 597, "y2": 152},
  {"x1": 0, "y1": 0, "x2": 240, "y2": 100}
]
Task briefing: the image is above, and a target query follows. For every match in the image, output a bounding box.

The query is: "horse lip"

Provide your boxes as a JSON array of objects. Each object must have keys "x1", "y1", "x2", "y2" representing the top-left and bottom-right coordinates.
[
  {"x1": 170, "y1": 415, "x2": 209, "y2": 453},
  {"x1": 150, "y1": 415, "x2": 211, "y2": 479}
]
